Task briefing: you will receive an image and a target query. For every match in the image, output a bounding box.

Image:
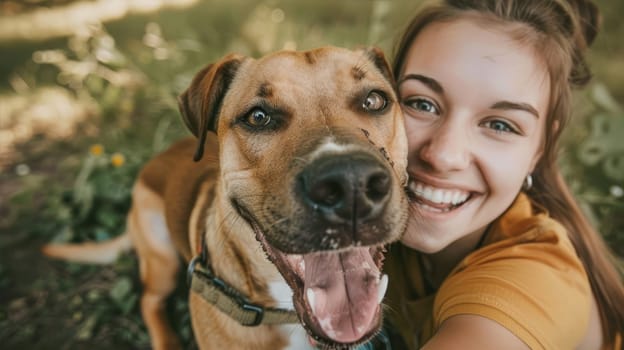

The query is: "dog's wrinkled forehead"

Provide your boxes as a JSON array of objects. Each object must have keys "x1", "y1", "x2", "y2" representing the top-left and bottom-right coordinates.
[
  {"x1": 225, "y1": 47, "x2": 394, "y2": 109},
  {"x1": 177, "y1": 47, "x2": 399, "y2": 162},
  {"x1": 262, "y1": 48, "x2": 390, "y2": 85}
]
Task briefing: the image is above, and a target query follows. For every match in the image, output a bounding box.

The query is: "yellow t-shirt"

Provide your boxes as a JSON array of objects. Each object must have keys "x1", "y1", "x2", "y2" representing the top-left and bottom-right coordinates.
[{"x1": 384, "y1": 193, "x2": 595, "y2": 349}]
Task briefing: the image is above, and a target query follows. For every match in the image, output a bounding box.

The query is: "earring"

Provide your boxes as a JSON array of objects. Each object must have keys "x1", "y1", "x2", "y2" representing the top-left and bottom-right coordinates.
[{"x1": 523, "y1": 174, "x2": 533, "y2": 191}]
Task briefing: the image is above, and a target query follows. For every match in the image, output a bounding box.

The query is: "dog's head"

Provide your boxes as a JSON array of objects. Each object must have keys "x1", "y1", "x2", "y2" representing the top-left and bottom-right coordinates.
[{"x1": 179, "y1": 47, "x2": 408, "y2": 348}]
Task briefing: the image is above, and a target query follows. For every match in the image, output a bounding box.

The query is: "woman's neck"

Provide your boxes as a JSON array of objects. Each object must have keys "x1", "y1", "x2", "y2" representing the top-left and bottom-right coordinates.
[{"x1": 421, "y1": 226, "x2": 488, "y2": 289}]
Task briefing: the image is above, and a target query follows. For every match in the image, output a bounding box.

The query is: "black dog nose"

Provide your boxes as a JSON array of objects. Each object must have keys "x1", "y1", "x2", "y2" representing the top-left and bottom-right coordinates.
[{"x1": 299, "y1": 153, "x2": 392, "y2": 224}]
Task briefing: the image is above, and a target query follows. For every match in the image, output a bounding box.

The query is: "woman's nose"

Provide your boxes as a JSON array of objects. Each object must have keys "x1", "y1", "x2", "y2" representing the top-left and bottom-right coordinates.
[{"x1": 418, "y1": 121, "x2": 470, "y2": 172}]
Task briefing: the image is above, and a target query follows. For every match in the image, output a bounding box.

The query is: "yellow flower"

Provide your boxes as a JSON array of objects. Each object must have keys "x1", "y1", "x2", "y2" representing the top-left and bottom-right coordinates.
[
  {"x1": 90, "y1": 144, "x2": 104, "y2": 156},
  {"x1": 111, "y1": 153, "x2": 125, "y2": 167}
]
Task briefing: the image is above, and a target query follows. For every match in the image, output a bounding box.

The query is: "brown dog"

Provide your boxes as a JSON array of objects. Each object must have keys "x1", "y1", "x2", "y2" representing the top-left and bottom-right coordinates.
[{"x1": 43, "y1": 46, "x2": 409, "y2": 349}]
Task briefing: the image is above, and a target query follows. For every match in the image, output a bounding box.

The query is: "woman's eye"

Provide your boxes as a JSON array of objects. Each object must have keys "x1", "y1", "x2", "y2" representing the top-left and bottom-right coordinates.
[
  {"x1": 363, "y1": 91, "x2": 388, "y2": 112},
  {"x1": 404, "y1": 98, "x2": 439, "y2": 114},
  {"x1": 482, "y1": 120, "x2": 517, "y2": 134},
  {"x1": 245, "y1": 108, "x2": 272, "y2": 127}
]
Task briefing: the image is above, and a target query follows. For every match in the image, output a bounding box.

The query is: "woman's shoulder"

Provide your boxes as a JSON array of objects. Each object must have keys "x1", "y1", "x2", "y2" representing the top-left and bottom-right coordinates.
[
  {"x1": 433, "y1": 193, "x2": 592, "y2": 349},
  {"x1": 470, "y1": 192, "x2": 581, "y2": 267},
  {"x1": 484, "y1": 193, "x2": 570, "y2": 245}
]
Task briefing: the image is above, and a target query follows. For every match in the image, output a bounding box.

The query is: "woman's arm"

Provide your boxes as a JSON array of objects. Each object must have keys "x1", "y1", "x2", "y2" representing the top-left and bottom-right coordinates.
[{"x1": 422, "y1": 315, "x2": 530, "y2": 350}]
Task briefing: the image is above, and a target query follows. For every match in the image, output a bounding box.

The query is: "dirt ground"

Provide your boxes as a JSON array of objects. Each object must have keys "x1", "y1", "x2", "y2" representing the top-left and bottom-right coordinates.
[{"x1": 0, "y1": 133, "x2": 195, "y2": 349}]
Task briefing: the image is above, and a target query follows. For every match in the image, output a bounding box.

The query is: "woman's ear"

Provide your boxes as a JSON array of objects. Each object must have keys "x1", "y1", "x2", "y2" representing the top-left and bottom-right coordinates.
[{"x1": 530, "y1": 119, "x2": 559, "y2": 172}]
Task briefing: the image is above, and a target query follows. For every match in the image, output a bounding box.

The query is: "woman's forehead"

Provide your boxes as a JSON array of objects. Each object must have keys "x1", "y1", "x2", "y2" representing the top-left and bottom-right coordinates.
[
  {"x1": 400, "y1": 18, "x2": 550, "y2": 112},
  {"x1": 404, "y1": 19, "x2": 546, "y2": 73}
]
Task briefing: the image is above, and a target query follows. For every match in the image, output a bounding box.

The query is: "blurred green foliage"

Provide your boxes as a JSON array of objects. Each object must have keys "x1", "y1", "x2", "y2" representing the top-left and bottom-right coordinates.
[
  {"x1": 564, "y1": 83, "x2": 624, "y2": 256},
  {"x1": 0, "y1": 0, "x2": 622, "y2": 348}
]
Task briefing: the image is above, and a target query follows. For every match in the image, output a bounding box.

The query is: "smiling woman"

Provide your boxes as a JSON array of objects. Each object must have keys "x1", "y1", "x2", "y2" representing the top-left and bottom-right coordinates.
[
  {"x1": 399, "y1": 18, "x2": 549, "y2": 254},
  {"x1": 380, "y1": 0, "x2": 624, "y2": 350}
]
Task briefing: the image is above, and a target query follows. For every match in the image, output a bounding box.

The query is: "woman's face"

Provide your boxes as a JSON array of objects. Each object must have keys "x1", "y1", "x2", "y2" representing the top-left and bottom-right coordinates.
[{"x1": 398, "y1": 19, "x2": 550, "y2": 253}]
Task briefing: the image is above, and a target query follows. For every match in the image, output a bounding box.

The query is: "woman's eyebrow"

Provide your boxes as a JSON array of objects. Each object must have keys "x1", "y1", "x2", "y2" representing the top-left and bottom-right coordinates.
[
  {"x1": 399, "y1": 74, "x2": 539, "y2": 118},
  {"x1": 398, "y1": 74, "x2": 444, "y2": 95},
  {"x1": 490, "y1": 101, "x2": 539, "y2": 118}
]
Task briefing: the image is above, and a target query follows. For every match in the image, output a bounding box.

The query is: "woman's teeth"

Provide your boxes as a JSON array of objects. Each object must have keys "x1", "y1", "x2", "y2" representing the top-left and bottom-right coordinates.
[{"x1": 408, "y1": 181, "x2": 470, "y2": 206}]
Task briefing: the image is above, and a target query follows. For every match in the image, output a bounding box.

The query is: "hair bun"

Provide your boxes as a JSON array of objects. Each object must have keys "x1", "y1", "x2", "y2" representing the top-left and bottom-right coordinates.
[
  {"x1": 566, "y1": 0, "x2": 601, "y2": 47},
  {"x1": 561, "y1": 0, "x2": 601, "y2": 86}
]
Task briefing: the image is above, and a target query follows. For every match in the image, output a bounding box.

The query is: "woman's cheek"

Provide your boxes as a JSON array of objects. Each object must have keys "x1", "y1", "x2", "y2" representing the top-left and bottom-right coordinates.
[{"x1": 404, "y1": 117, "x2": 429, "y2": 150}]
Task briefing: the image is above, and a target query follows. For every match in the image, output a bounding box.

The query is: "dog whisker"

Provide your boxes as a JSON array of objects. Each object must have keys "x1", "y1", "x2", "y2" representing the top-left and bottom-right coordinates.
[
  {"x1": 265, "y1": 216, "x2": 290, "y2": 231},
  {"x1": 291, "y1": 156, "x2": 310, "y2": 167}
]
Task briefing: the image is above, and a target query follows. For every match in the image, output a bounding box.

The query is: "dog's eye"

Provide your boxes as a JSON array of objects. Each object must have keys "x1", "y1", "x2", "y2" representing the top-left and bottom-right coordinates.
[
  {"x1": 245, "y1": 108, "x2": 272, "y2": 127},
  {"x1": 363, "y1": 91, "x2": 387, "y2": 112}
]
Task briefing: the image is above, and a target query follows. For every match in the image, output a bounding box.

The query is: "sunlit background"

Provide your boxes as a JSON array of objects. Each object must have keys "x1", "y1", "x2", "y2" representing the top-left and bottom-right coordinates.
[{"x1": 1, "y1": 0, "x2": 622, "y2": 348}]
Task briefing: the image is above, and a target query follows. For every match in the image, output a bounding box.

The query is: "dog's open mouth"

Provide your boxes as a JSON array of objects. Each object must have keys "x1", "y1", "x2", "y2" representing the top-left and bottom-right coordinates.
[{"x1": 234, "y1": 203, "x2": 387, "y2": 347}]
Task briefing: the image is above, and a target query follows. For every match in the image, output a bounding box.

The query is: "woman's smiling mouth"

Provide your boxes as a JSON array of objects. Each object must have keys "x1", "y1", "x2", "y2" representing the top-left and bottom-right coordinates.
[{"x1": 407, "y1": 178, "x2": 472, "y2": 213}]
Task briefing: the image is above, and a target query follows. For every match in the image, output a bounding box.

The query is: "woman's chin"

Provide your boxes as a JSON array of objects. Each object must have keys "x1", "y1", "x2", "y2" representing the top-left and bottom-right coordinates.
[{"x1": 399, "y1": 227, "x2": 448, "y2": 254}]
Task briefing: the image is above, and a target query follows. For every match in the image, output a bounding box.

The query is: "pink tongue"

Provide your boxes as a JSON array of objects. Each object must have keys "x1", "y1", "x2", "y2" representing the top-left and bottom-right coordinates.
[{"x1": 303, "y1": 248, "x2": 381, "y2": 343}]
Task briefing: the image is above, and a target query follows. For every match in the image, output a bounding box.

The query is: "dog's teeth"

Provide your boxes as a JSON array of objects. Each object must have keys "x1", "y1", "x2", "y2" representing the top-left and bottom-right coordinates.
[
  {"x1": 377, "y1": 274, "x2": 388, "y2": 304},
  {"x1": 306, "y1": 288, "x2": 316, "y2": 311}
]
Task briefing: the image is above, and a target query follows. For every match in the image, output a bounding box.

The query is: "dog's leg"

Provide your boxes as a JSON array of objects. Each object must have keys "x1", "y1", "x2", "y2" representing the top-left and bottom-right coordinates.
[
  {"x1": 131, "y1": 182, "x2": 182, "y2": 350},
  {"x1": 139, "y1": 254, "x2": 181, "y2": 350}
]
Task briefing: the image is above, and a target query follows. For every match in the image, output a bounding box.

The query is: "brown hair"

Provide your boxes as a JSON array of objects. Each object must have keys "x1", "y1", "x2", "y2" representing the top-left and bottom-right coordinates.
[{"x1": 393, "y1": 0, "x2": 624, "y2": 347}]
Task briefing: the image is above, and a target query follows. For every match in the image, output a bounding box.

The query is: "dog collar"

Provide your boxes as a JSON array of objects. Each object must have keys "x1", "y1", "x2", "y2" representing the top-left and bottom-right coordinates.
[{"x1": 187, "y1": 235, "x2": 300, "y2": 327}]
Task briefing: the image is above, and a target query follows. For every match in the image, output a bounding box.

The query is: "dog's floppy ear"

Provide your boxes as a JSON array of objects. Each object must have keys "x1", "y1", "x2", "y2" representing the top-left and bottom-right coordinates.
[
  {"x1": 362, "y1": 47, "x2": 395, "y2": 87},
  {"x1": 178, "y1": 53, "x2": 245, "y2": 161}
]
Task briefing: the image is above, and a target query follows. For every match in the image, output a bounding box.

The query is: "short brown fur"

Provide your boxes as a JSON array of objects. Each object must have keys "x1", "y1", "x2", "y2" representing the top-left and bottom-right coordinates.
[{"x1": 42, "y1": 47, "x2": 409, "y2": 350}]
